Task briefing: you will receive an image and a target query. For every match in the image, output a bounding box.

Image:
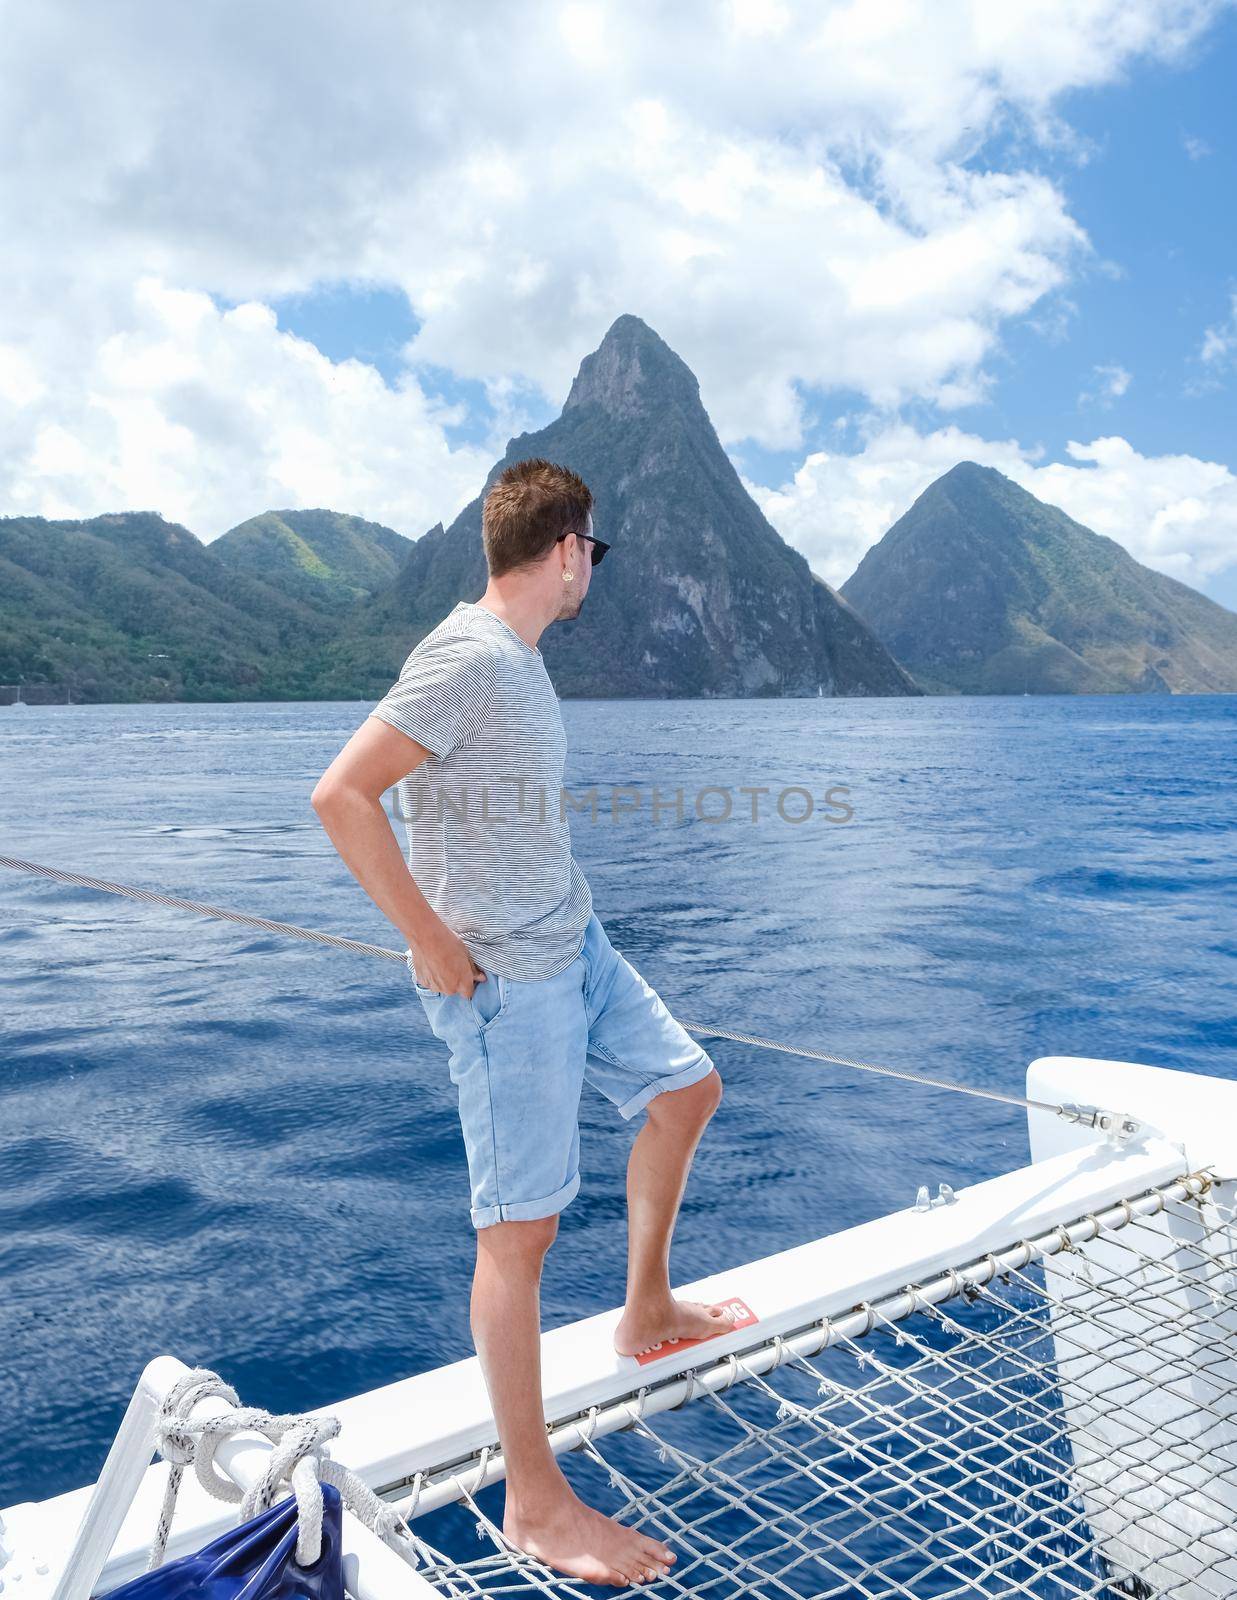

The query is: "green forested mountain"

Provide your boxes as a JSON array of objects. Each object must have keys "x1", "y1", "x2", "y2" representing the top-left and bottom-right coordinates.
[
  {"x1": 7, "y1": 344, "x2": 1236, "y2": 706},
  {"x1": 212, "y1": 508, "x2": 412, "y2": 613},
  {"x1": 321, "y1": 315, "x2": 918, "y2": 700},
  {"x1": 0, "y1": 511, "x2": 334, "y2": 701},
  {"x1": 299, "y1": 523, "x2": 445, "y2": 698},
  {"x1": 840, "y1": 462, "x2": 1237, "y2": 694}
]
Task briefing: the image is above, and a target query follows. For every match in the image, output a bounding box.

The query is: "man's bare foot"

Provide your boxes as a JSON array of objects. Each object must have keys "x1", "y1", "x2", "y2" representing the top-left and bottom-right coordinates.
[
  {"x1": 614, "y1": 1297, "x2": 739, "y2": 1358},
  {"x1": 504, "y1": 1485, "x2": 676, "y2": 1588}
]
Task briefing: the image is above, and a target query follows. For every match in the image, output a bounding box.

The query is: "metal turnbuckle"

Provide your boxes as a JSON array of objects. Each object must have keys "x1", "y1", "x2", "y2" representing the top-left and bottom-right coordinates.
[{"x1": 1058, "y1": 1104, "x2": 1142, "y2": 1146}]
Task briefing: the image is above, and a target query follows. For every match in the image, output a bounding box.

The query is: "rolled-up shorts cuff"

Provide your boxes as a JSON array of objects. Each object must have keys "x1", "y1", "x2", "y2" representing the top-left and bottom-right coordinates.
[
  {"x1": 615, "y1": 1051, "x2": 717, "y2": 1121},
  {"x1": 470, "y1": 1167, "x2": 581, "y2": 1230}
]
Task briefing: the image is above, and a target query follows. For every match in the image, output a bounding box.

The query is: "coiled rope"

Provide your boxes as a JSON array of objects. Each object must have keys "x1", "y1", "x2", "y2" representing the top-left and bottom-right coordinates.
[
  {"x1": 0, "y1": 853, "x2": 1111, "y2": 1125},
  {"x1": 148, "y1": 1368, "x2": 417, "y2": 1569}
]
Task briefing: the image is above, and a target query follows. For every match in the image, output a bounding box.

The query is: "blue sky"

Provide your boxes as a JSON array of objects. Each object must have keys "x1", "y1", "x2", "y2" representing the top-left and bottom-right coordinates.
[
  {"x1": 5, "y1": 0, "x2": 1236, "y2": 603},
  {"x1": 264, "y1": 285, "x2": 502, "y2": 454},
  {"x1": 275, "y1": 9, "x2": 1237, "y2": 481},
  {"x1": 1002, "y1": 13, "x2": 1236, "y2": 469}
]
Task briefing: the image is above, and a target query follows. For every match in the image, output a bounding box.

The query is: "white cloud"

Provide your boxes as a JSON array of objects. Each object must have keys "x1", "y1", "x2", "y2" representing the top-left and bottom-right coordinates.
[
  {"x1": 0, "y1": 345, "x2": 46, "y2": 409},
  {"x1": 1078, "y1": 361, "x2": 1132, "y2": 407},
  {"x1": 0, "y1": 278, "x2": 493, "y2": 539},
  {"x1": 1200, "y1": 291, "x2": 1237, "y2": 369},
  {"x1": 1182, "y1": 131, "x2": 1213, "y2": 159},
  {"x1": 0, "y1": 0, "x2": 1231, "y2": 534},
  {"x1": 748, "y1": 423, "x2": 1237, "y2": 596}
]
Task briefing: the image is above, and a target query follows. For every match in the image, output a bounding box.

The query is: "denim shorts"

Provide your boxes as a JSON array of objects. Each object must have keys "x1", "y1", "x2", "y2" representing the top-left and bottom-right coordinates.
[{"x1": 413, "y1": 913, "x2": 717, "y2": 1228}]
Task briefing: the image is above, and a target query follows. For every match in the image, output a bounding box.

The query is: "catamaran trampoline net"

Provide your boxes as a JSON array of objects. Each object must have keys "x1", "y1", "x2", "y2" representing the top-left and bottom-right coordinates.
[{"x1": 384, "y1": 1176, "x2": 1237, "y2": 1599}]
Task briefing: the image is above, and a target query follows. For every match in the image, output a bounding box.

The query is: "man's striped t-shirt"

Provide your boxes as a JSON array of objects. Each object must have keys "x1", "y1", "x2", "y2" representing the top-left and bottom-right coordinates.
[{"x1": 368, "y1": 601, "x2": 592, "y2": 980}]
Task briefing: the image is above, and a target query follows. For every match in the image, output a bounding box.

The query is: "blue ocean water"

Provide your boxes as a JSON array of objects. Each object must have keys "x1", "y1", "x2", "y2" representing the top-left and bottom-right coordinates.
[{"x1": 1, "y1": 695, "x2": 1234, "y2": 1560}]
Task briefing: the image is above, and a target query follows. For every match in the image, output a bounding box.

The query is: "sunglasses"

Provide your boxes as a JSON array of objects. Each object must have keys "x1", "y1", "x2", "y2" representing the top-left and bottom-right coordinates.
[{"x1": 557, "y1": 527, "x2": 611, "y2": 566}]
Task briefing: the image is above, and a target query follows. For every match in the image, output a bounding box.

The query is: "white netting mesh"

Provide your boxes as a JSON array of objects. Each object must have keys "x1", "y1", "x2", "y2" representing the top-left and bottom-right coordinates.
[{"x1": 385, "y1": 1176, "x2": 1237, "y2": 1599}]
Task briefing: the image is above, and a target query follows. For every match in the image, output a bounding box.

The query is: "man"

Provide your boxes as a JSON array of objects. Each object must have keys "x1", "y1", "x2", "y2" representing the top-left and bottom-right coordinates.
[{"x1": 311, "y1": 457, "x2": 735, "y2": 1589}]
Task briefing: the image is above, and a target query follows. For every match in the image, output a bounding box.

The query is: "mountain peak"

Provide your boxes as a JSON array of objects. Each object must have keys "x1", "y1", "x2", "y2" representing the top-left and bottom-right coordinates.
[
  {"x1": 936, "y1": 461, "x2": 1003, "y2": 490},
  {"x1": 563, "y1": 314, "x2": 701, "y2": 419},
  {"x1": 842, "y1": 462, "x2": 1237, "y2": 695},
  {"x1": 918, "y1": 461, "x2": 1033, "y2": 519},
  {"x1": 355, "y1": 314, "x2": 916, "y2": 699}
]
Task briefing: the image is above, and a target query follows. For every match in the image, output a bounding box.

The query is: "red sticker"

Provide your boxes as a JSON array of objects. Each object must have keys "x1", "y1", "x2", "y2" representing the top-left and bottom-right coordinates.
[{"x1": 632, "y1": 1296, "x2": 759, "y2": 1366}]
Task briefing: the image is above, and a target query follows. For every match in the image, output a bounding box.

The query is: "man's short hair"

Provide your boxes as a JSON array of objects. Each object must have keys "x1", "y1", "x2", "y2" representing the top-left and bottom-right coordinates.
[{"x1": 481, "y1": 458, "x2": 594, "y2": 579}]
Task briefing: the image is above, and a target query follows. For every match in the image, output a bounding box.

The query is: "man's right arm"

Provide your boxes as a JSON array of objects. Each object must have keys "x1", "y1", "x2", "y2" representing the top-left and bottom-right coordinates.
[{"x1": 309, "y1": 717, "x2": 485, "y2": 996}]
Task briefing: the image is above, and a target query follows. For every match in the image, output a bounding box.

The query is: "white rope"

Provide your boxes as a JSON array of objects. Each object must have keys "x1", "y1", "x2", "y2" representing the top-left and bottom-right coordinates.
[
  {"x1": 147, "y1": 1368, "x2": 422, "y2": 1571},
  {"x1": 0, "y1": 853, "x2": 1070, "y2": 1118}
]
